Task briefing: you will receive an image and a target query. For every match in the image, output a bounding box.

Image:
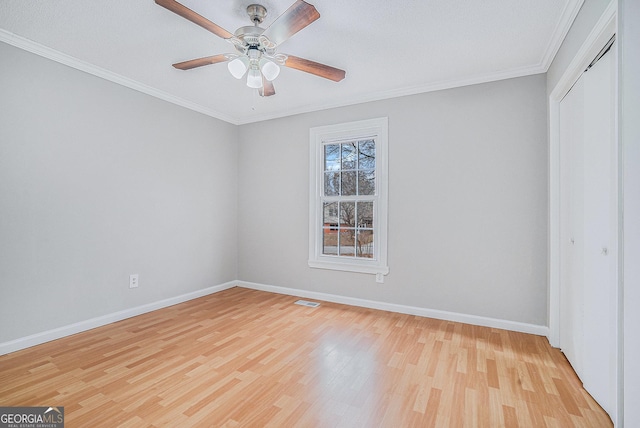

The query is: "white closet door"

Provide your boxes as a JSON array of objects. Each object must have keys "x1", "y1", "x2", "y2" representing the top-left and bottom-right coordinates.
[
  {"x1": 559, "y1": 74, "x2": 585, "y2": 380},
  {"x1": 581, "y1": 47, "x2": 617, "y2": 416},
  {"x1": 558, "y1": 46, "x2": 617, "y2": 419}
]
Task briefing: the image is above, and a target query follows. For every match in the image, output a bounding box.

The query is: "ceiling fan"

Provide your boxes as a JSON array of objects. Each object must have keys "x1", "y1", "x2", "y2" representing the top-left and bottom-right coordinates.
[{"x1": 155, "y1": 0, "x2": 346, "y2": 97}]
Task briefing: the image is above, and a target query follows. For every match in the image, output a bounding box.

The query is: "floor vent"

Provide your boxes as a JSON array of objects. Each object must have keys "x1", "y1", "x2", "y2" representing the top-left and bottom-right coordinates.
[{"x1": 294, "y1": 300, "x2": 320, "y2": 308}]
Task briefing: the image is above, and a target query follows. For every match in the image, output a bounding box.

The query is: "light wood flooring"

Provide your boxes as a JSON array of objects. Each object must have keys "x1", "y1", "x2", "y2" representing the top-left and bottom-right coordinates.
[{"x1": 0, "y1": 287, "x2": 612, "y2": 427}]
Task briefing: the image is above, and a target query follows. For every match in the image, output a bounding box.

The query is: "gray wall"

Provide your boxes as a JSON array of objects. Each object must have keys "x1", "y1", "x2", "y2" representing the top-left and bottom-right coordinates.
[
  {"x1": 238, "y1": 74, "x2": 548, "y2": 326},
  {"x1": 0, "y1": 43, "x2": 239, "y2": 343},
  {"x1": 1, "y1": 41, "x2": 551, "y2": 342},
  {"x1": 620, "y1": 0, "x2": 640, "y2": 425}
]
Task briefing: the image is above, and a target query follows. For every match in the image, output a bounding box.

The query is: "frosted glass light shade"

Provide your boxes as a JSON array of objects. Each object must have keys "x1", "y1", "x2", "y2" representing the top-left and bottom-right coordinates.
[
  {"x1": 227, "y1": 57, "x2": 249, "y2": 79},
  {"x1": 260, "y1": 59, "x2": 280, "y2": 81},
  {"x1": 246, "y1": 67, "x2": 263, "y2": 88}
]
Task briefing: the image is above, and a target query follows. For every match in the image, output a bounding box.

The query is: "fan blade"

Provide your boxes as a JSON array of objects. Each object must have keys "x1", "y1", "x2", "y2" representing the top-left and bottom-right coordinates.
[
  {"x1": 172, "y1": 54, "x2": 229, "y2": 70},
  {"x1": 155, "y1": 0, "x2": 234, "y2": 39},
  {"x1": 284, "y1": 55, "x2": 346, "y2": 82},
  {"x1": 260, "y1": 78, "x2": 276, "y2": 97},
  {"x1": 262, "y1": 0, "x2": 320, "y2": 47}
]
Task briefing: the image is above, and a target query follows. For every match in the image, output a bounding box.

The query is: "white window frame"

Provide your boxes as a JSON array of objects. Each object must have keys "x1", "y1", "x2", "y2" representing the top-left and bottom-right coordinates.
[{"x1": 308, "y1": 117, "x2": 389, "y2": 276}]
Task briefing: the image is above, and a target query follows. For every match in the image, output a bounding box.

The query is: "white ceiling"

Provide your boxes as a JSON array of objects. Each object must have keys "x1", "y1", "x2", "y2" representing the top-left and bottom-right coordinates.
[{"x1": 0, "y1": 0, "x2": 582, "y2": 124}]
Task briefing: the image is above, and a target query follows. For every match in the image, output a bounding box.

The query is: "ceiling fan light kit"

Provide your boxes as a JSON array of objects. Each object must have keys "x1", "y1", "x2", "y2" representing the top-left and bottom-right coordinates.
[
  {"x1": 155, "y1": 0, "x2": 346, "y2": 97},
  {"x1": 260, "y1": 58, "x2": 280, "y2": 81},
  {"x1": 227, "y1": 56, "x2": 249, "y2": 79},
  {"x1": 247, "y1": 66, "x2": 263, "y2": 88}
]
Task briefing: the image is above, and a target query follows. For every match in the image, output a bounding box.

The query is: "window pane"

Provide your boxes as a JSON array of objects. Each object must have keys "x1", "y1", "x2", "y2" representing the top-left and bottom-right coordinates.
[
  {"x1": 322, "y1": 228, "x2": 338, "y2": 255},
  {"x1": 342, "y1": 143, "x2": 357, "y2": 170},
  {"x1": 358, "y1": 140, "x2": 375, "y2": 169},
  {"x1": 357, "y1": 201, "x2": 373, "y2": 228},
  {"x1": 339, "y1": 229, "x2": 355, "y2": 256},
  {"x1": 340, "y1": 202, "x2": 355, "y2": 227},
  {"x1": 324, "y1": 172, "x2": 339, "y2": 196},
  {"x1": 358, "y1": 170, "x2": 375, "y2": 195},
  {"x1": 356, "y1": 230, "x2": 374, "y2": 258},
  {"x1": 324, "y1": 144, "x2": 340, "y2": 171},
  {"x1": 341, "y1": 171, "x2": 357, "y2": 195},
  {"x1": 323, "y1": 202, "x2": 339, "y2": 226}
]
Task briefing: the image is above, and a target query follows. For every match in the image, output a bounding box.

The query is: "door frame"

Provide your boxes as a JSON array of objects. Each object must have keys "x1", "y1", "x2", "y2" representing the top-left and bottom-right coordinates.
[
  {"x1": 548, "y1": 0, "x2": 619, "y2": 422},
  {"x1": 549, "y1": 0, "x2": 616, "y2": 348}
]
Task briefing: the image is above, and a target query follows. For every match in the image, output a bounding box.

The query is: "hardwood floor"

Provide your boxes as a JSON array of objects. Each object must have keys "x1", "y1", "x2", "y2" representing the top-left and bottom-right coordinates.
[{"x1": 0, "y1": 287, "x2": 611, "y2": 427}]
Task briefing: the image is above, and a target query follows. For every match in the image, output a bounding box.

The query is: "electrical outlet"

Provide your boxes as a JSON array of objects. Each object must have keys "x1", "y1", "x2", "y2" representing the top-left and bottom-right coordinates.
[{"x1": 129, "y1": 274, "x2": 139, "y2": 288}]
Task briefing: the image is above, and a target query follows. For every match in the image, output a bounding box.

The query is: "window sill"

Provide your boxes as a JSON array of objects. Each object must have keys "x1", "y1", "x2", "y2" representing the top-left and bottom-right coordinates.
[{"x1": 308, "y1": 259, "x2": 389, "y2": 275}]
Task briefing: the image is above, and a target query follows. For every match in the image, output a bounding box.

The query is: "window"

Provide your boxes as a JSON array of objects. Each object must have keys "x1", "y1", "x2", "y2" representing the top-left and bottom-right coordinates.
[{"x1": 309, "y1": 117, "x2": 389, "y2": 276}]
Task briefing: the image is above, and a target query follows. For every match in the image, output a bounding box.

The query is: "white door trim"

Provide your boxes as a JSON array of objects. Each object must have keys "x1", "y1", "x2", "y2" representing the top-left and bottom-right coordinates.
[
  {"x1": 548, "y1": 0, "x2": 617, "y2": 348},
  {"x1": 548, "y1": 0, "x2": 619, "y2": 423}
]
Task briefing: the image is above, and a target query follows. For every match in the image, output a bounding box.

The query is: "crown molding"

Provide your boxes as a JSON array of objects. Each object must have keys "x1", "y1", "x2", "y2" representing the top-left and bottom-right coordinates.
[
  {"x1": 549, "y1": 0, "x2": 617, "y2": 102},
  {"x1": 0, "y1": 29, "x2": 239, "y2": 125},
  {"x1": 236, "y1": 63, "x2": 548, "y2": 124},
  {"x1": 238, "y1": 0, "x2": 585, "y2": 125},
  {"x1": 540, "y1": 0, "x2": 585, "y2": 71},
  {"x1": 2, "y1": 0, "x2": 583, "y2": 126}
]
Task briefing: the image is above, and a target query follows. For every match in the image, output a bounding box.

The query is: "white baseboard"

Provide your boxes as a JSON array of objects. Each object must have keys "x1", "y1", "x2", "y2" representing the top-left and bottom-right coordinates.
[
  {"x1": 237, "y1": 281, "x2": 550, "y2": 337},
  {"x1": 0, "y1": 281, "x2": 237, "y2": 356},
  {"x1": 1, "y1": 279, "x2": 550, "y2": 356}
]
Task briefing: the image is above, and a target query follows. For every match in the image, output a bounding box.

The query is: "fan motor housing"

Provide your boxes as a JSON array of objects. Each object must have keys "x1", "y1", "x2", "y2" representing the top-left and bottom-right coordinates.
[
  {"x1": 246, "y1": 4, "x2": 267, "y2": 24},
  {"x1": 234, "y1": 25, "x2": 265, "y2": 47}
]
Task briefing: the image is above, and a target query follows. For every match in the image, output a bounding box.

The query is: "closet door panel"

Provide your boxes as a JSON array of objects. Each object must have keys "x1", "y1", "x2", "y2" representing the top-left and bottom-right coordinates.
[
  {"x1": 581, "y1": 48, "x2": 617, "y2": 416},
  {"x1": 559, "y1": 75, "x2": 585, "y2": 380}
]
